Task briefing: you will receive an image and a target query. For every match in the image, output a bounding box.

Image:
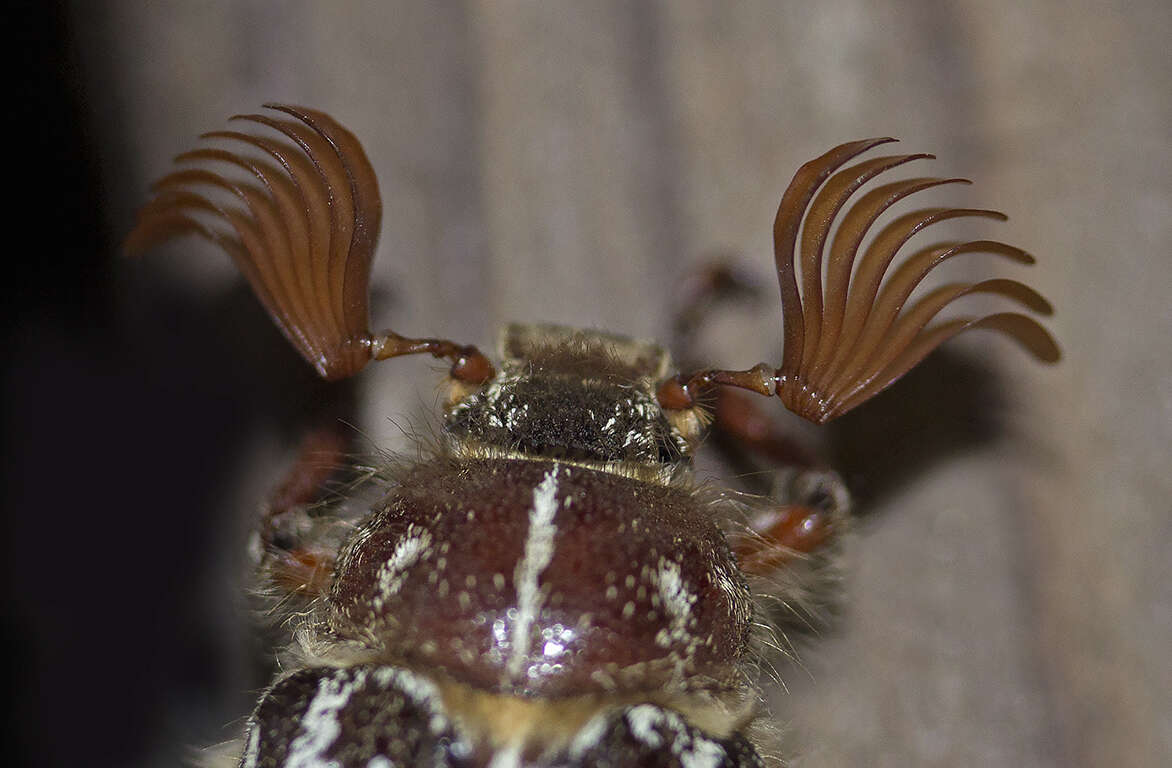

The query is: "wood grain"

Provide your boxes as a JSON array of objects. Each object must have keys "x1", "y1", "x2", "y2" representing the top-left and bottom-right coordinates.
[{"x1": 69, "y1": 1, "x2": 1170, "y2": 765}]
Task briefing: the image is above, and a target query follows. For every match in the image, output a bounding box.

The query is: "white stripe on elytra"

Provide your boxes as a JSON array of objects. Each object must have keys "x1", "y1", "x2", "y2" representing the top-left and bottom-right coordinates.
[
  {"x1": 285, "y1": 670, "x2": 365, "y2": 768},
  {"x1": 507, "y1": 464, "x2": 562, "y2": 679}
]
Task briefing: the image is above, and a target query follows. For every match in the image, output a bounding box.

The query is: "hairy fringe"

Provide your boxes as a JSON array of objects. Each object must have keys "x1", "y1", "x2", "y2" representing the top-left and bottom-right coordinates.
[
  {"x1": 190, "y1": 740, "x2": 245, "y2": 768},
  {"x1": 718, "y1": 467, "x2": 851, "y2": 767}
]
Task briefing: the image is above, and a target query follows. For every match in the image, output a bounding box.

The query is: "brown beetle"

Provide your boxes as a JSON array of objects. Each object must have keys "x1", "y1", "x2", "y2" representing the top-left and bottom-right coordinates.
[{"x1": 128, "y1": 105, "x2": 1058, "y2": 767}]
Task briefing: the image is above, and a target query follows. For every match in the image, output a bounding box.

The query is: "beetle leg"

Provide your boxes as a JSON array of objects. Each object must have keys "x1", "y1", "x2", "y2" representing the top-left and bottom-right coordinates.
[
  {"x1": 710, "y1": 388, "x2": 816, "y2": 469},
  {"x1": 727, "y1": 464, "x2": 850, "y2": 644},
  {"x1": 734, "y1": 504, "x2": 834, "y2": 577},
  {"x1": 670, "y1": 256, "x2": 762, "y2": 365},
  {"x1": 734, "y1": 462, "x2": 848, "y2": 564},
  {"x1": 262, "y1": 424, "x2": 350, "y2": 524},
  {"x1": 257, "y1": 424, "x2": 351, "y2": 599}
]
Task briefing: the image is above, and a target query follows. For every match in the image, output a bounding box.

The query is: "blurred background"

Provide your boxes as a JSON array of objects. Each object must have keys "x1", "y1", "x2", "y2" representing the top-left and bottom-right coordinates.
[{"x1": 5, "y1": 1, "x2": 1169, "y2": 766}]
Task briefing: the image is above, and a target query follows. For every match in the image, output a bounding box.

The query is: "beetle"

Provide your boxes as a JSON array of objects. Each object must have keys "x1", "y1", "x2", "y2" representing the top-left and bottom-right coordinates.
[{"x1": 127, "y1": 105, "x2": 1058, "y2": 767}]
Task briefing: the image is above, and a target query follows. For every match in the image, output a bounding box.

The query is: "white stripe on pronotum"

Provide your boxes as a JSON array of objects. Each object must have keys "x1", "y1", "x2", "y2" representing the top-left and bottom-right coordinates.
[{"x1": 507, "y1": 464, "x2": 562, "y2": 679}]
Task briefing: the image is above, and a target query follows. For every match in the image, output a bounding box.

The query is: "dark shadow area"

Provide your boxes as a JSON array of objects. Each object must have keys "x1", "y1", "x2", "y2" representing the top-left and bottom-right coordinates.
[
  {"x1": 823, "y1": 347, "x2": 1007, "y2": 512},
  {"x1": 7, "y1": 259, "x2": 357, "y2": 768},
  {"x1": 3, "y1": 5, "x2": 355, "y2": 765}
]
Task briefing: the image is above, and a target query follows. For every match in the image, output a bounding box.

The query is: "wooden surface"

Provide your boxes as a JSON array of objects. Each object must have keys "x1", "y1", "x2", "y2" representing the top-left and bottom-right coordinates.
[{"x1": 64, "y1": 2, "x2": 1170, "y2": 765}]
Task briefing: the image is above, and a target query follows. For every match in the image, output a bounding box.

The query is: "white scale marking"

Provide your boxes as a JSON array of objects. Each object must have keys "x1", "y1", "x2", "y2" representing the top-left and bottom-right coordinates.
[
  {"x1": 626, "y1": 705, "x2": 725, "y2": 768},
  {"x1": 568, "y1": 712, "x2": 611, "y2": 757},
  {"x1": 507, "y1": 464, "x2": 562, "y2": 678},
  {"x1": 486, "y1": 742, "x2": 524, "y2": 768},
  {"x1": 373, "y1": 528, "x2": 433, "y2": 608},
  {"x1": 285, "y1": 670, "x2": 365, "y2": 768},
  {"x1": 656, "y1": 560, "x2": 697, "y2": 648},
  {"x1": 240, "y1": 722, "x2": 260, "y2": 768},
  {"x1": 627, "y1": 705, "x2": 666, "y2": 748},
  {"x1": 680, "y1": 737, "x2": 726, "y2": 768}
]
